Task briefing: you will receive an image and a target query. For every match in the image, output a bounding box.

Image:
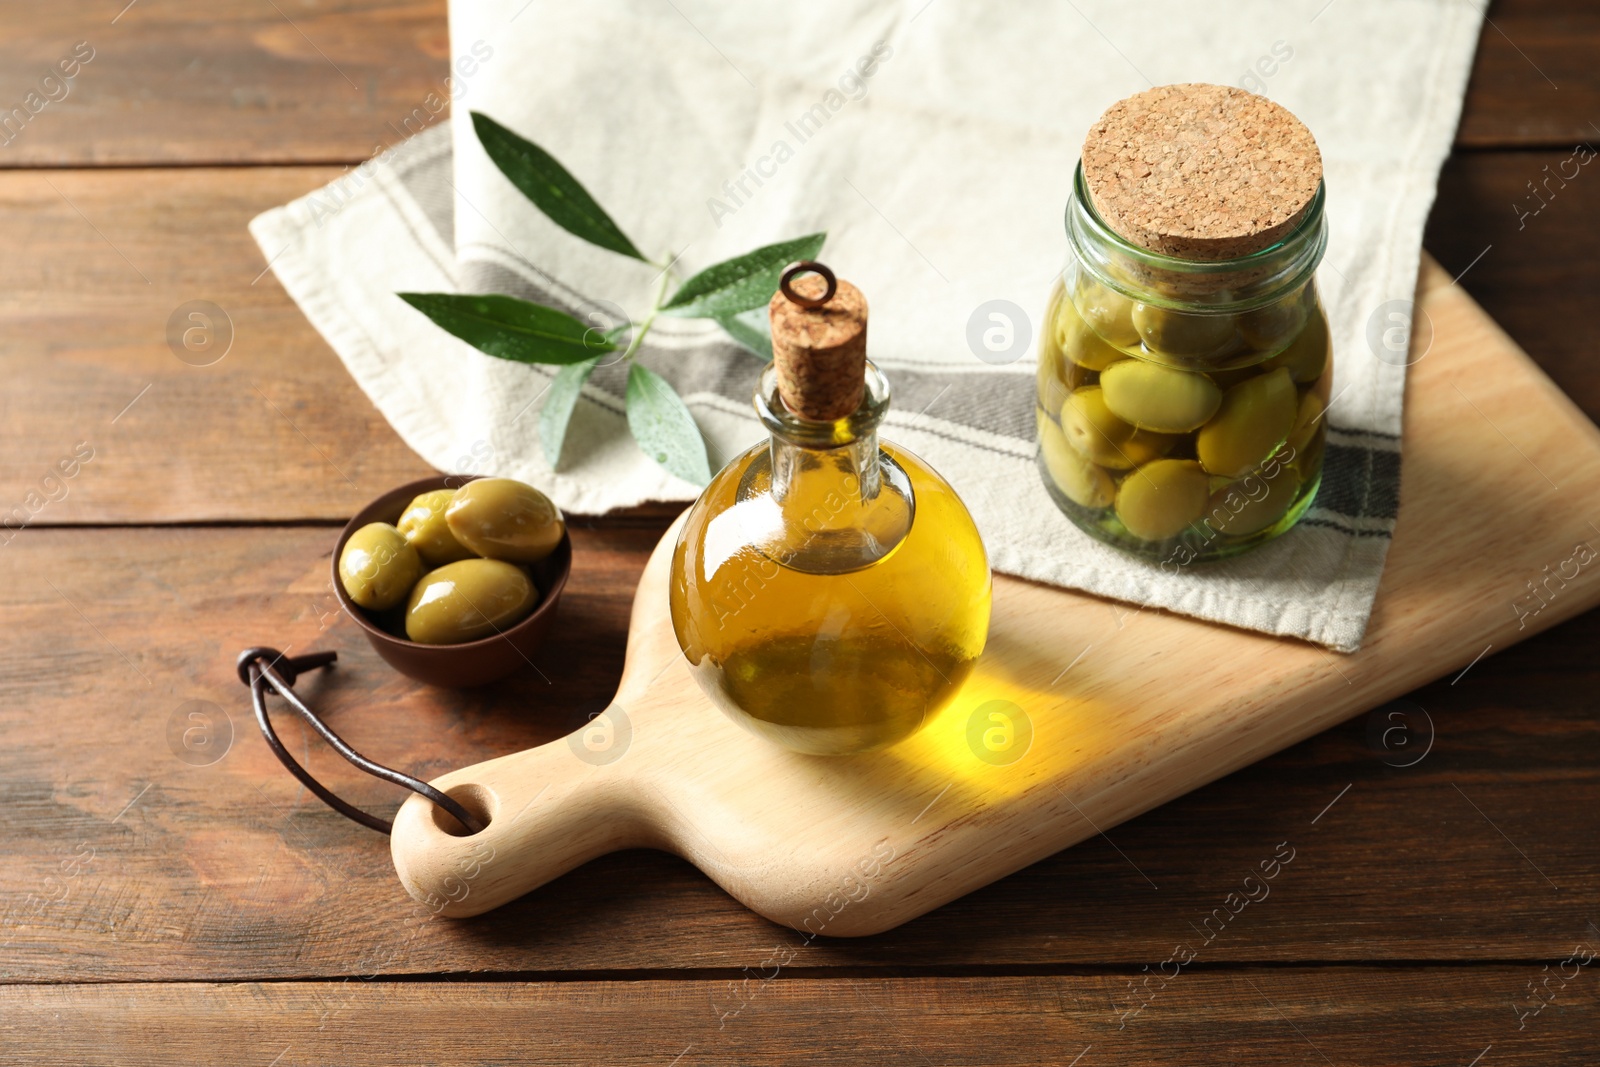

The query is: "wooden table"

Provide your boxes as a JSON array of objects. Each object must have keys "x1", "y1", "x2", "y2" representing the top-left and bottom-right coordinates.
[{"x1": 2, "y1": 3, "x2": 1597, "y2": 1063}]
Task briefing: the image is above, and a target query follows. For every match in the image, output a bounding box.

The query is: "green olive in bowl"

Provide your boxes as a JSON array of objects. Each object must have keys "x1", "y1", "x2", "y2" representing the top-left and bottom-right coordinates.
[
  {"x1": 396, "y1": 489, "x2": 475, "y2": 566},
  {"x1": 445, "y1": 478, "x2": 565, "y2": 563},
  {"x1": 332, "y1": 475, "x2": 573, "y2": 687},
  {"x1": 405, "y1": 558, "x2": 542, "y2": 645},
  {"x1": 338, "y1": 522, "x2": 423, "y2": 611}
]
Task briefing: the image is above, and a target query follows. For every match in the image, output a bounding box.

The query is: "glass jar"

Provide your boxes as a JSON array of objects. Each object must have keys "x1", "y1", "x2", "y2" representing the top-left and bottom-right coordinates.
[{"x1": 1035, "y1": 164, "x2": 1332, "y2": 563}]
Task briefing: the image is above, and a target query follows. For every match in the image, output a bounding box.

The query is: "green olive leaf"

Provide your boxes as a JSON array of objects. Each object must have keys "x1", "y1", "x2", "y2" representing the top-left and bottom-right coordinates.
[
  {"x1": 659, "y1": 232, "x2": 826, "y2": 319},
  {"x1": 625, "y1": 362, "x2": 712, "y2": 486},
  {"x1": 539, "y1": 356, "x2": 603, "y2": 470},
  {"x1": 471, "y1": 112, "x2": 646, "y2": 261},
  {"x1": 398, "y1": 293, "x2": 614, "y2": 365},
  {"x1": 712, "y1": 308, "x2": 773, "y2": 361}
]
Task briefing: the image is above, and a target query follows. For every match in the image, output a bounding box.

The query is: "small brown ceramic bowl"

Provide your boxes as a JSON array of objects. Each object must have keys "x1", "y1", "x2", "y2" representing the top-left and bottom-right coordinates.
[{"x1": 332, "y1": 474, "x2": 572, "y2": 688}]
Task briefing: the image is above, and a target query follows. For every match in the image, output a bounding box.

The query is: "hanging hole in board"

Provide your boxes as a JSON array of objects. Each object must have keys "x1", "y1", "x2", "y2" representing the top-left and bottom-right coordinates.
[{"x1": 431, "y1": 783, "x2": 497, "y2": 837}]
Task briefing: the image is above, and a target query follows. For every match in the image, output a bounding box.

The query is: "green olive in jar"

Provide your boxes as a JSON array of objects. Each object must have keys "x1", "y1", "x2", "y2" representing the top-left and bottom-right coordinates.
[
  {"x1": 1119, "y1": 428, "x2": 1182, "y2": 468},
  {"x1": 1196, "y1": 368, "x2": 1298, "y2": 478},
  {"x1": 1288, "y1": 390, "x2": 1325, "y2": 455},
  {"x1": 339, "y1": 522, "x2": 424, "y2": 611},
  {"x1": 1075, "y1": 279, "x2": 1142, "y2": 349},
  {"x1": 1038, "y1": 343, "x2": 1095, "y2": 415},
  {"x1": 1038, "y1": 287, "x2": 1076, "y2": 412},
  {"x1": 1209, "y1": 366, "x2": 1259, "y2": 391},
  {"x1": 1208, "y1": 469, "x2": 1303, "y2": 537},
  {"x1": 1061, "y1": 386, "x2": 1179, "y2": 470},
  {"x1": 404, "y1": 558, "x2": 541, "y2": 645},
  {"x1": 396, "y1": 489, "x2": 476, "y2": 566},
  {"x1": 1100, "y1": 359, "x2": 1223, "y2": 434},
  {"x1": 1262, "y1": 307, "x2": 1329, "y2": 384},
  {"x1": 1060, "y1": 386, "x2": 1135, "y2": 466},
  {"x1": 445, "y1": 478, "x2": 565, "y2": 563},
  {"x1": 1240, "y1": 286, "x2": 1311, "y2": 352},
  {"x1": 1037, "y1": 410, "x2": 1114, "y2": 508},
  {"x1": 1056, "y1": 297, "x2": 1125, "y2": 371},
  {"x1": 1287, "y1": 390, "x2": 1328, "y2": 477},
  {"x1": 1037, "y1": 353, "x2": 1068, "y2": 416},
  {"x1": 1114, "y1": 459, "x2": 1210, "y2": 542},
  {"x1": 1131, "y1": 303, "x2": 1236, "y2": 361}
]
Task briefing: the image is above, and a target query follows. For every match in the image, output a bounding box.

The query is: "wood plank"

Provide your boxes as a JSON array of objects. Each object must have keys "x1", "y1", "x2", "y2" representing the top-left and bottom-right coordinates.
[
  {"x1": 0, "y1": 0, "x2": 451, "y2": 166},
  {"x1": 0, "y1": 0, "x2": 1595, "y2": 166},
  {"x1": 1458, "y1": 0, "x2": 1600, "y2": 147},
  {"x1": 1426, "y1": 148, "x2": 1600, "y2": 424},
  {"x1": 1, "y1": 156, "x2": 1598, "y2": 526},
  {"x1": 0, "y1": 971, "x2": 1594, "y2": 1064},
  {"x1": 0, "y1": 166, "x2": 435, "y2": 524},
  {"x1": 0, "y1": 525, "x2": 1596, "y2": 979}
]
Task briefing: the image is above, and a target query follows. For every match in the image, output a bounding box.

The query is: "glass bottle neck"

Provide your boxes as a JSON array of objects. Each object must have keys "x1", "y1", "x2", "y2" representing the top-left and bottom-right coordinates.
[
  {"x1": 769, "y1": 427, "x2": 883, "y2": 520},
  {"x1": 740, "y1": 361, "x2": 914, "y2": 574}
]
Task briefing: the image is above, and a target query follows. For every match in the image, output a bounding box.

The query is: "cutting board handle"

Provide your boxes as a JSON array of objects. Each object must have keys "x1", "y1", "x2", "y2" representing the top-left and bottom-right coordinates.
[{"x1": 388, "y1": 703, "x2": 649, "y2": 918}]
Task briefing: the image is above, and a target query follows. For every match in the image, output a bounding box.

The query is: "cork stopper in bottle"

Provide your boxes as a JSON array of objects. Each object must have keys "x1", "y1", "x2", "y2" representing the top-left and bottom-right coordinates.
[
  {"x1": 1081, "y1": 83, "x2": 1323, "y2": 261},
  {"x1": 768, "y1": 261, "x2": 867, "y2": 422}
]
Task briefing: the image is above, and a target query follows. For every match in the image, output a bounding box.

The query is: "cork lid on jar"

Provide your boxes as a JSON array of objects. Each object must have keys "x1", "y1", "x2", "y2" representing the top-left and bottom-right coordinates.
[
  {"x1": 1081, "y1": 83, "x2": 1323, "y2": 261},
  {"x1": 768, "y1": 261, "x2": 867, "y2": 422}
]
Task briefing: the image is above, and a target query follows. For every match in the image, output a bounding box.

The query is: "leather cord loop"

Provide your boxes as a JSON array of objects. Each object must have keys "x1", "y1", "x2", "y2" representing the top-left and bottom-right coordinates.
[{"x1": 237, "y1": 647, "x2": 484, "y2": 836}]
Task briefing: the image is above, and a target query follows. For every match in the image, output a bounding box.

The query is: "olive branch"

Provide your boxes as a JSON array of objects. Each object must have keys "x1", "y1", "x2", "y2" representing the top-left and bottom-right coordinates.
[{"x1": 398, "y1": 112, "x2": 825, "y2": 486}]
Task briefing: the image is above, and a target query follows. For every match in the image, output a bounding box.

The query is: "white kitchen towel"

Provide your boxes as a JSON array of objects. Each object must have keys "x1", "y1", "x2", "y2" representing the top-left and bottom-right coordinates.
[{"x1": 250, "y1": 0, "x2": 1484, "y2": 651}]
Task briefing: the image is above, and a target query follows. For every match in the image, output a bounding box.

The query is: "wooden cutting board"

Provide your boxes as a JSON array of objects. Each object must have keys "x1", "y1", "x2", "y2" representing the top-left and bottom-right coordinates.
[{"x1": 390, "y1": 257, "x2": 1600, "y2": 935}]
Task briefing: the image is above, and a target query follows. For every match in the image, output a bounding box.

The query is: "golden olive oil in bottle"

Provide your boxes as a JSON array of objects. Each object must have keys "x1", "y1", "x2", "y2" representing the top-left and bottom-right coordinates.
[{"x1": 669, "y1": 263, "x2": 991, "y2": 755}]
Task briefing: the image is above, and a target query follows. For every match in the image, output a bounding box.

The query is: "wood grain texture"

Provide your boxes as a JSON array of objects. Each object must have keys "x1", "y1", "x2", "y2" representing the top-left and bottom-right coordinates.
[
  {"x1": 2, "y1": 1, "x2": 1599, "y2": 1057},
  {"x1": 3, "y1": 266, "x2": 1597, "y2": 979},
  {"x1": 0, "y1": 0, "x2": 1593, "y2": 166},
  {"x1": 1, "y1": 154, "x2": 1597, "y2": 527},
  {"x1": 1, "y1": 970, "x2": 1595, "y2": 1065},
  {"x1": 1426, "y1": 149, "x2": 1600, "y2": 425},
  {"x1": 0, "y1": 0, "x2": 452, "y2": 167},
  {"x1": 1457, "y1": 0, "x2": 1600, "y2": 147},
  {"x1": 386, "y1": 256, "x2": 1600, "y2": 933},
  {"x1": 0, "y1": 166, "x2": 435, "y2": 525}
]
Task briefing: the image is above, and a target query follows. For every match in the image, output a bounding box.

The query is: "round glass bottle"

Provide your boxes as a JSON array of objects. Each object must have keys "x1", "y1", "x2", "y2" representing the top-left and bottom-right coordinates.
[
  {"x1": 1036, "y1": 85, "x2": 1333, "y2": 563},
  {"x1": 670, "y1": 265, "x2": 991, "y2": 755}
]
